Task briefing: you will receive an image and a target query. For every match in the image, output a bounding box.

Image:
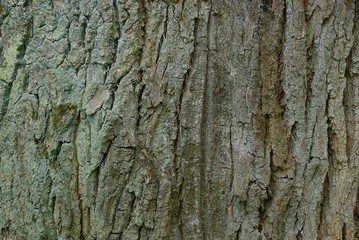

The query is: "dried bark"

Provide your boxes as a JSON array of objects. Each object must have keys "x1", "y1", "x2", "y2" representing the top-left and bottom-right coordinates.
[{"x1": 1, "y1": 0, "x2": 359, "y2": 239}]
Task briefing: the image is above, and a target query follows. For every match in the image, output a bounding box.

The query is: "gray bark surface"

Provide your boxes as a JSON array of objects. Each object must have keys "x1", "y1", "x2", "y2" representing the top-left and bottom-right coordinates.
[{"x1": 0, "y1": 0, "x2": 359, "y2": 239}]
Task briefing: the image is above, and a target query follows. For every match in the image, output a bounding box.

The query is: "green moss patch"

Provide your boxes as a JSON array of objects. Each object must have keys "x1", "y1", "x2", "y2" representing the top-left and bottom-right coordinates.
[{"x1": 50, "y1": 103, "x2": 77, "y2": 130}]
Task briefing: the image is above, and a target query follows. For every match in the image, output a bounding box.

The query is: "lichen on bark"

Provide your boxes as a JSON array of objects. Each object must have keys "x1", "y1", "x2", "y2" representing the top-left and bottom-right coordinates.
[{"x1": 1, "y1": 0, "x2": 359, "y2": 239}]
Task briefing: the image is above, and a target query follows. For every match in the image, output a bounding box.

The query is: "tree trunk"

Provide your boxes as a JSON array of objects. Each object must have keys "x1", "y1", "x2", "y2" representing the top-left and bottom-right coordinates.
[{"x1": 1, "y1": 0, "x2": 359, "y2": 239}]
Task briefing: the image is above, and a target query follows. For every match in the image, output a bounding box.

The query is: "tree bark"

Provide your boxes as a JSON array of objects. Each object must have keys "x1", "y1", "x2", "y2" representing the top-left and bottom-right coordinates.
[{"x1": 1, "y1": 0, "x2": 359, "y2": 239}]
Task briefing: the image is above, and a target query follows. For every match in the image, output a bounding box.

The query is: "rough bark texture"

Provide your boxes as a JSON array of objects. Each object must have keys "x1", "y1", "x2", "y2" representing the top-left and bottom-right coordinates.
[{"x1": 1, "y1": 0, "x2": 359, "y2": 239}]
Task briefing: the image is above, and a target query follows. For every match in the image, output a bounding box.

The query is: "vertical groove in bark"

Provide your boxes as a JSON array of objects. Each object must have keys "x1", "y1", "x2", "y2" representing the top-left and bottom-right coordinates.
[
  {"x1": 200, "y1": 4, "x2": 212, "y2": 239},
  {"x1": 257, "y1": 1, "x2": 295, "y2": 239}
]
